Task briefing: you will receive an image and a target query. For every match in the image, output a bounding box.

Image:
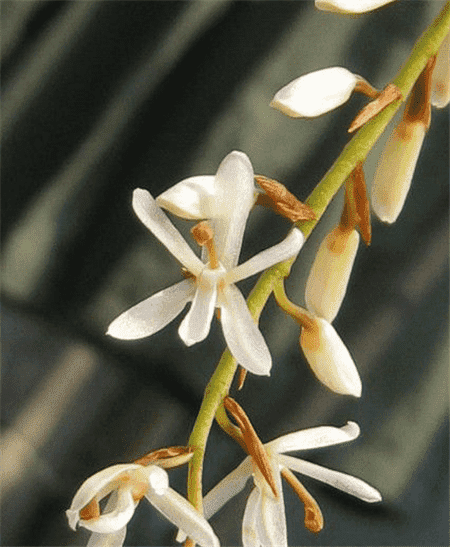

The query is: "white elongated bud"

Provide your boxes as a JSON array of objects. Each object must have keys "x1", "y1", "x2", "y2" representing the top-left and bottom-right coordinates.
[
  {"x1": 431, "y1": 32, "x2": 450, "y2": 108},
  {"x1": 270, "y1": 67, "x2": 362, "y2": 118},
  {"x1": 300, "y1": 317, "x2": 362, "y2": 397},
  {"x1": 315, "y1": 0, "x2": 396, "y2": 14},
  {"x1": 305, "y1": 227, "x2": 359, "y2": 322},
  {"x1": 371, "y1": 120, "x2": 426, "y2": 223}
]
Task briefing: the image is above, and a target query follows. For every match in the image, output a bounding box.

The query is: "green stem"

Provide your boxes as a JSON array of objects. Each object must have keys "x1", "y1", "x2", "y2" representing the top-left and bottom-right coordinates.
[{"x1": 186, "y1": 0, "x2": 450, "y2": 520}]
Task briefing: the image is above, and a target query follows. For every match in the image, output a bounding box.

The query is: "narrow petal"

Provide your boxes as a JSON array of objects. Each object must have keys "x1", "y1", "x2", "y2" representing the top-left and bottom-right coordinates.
[
  {"x1": 270, "y1": 67, "x2": 359, "y2": 118},
  {"x1": 431, "y1": 31, "x2": 450, "y2": 108},
  {"x1": 68, "y1": 464, "x2": 144, "y2": 528},
  {"x1": 242, "y1": 488, "x2": 261, "y2": 547},
  {"x1": 132, "y1": 188, "x2": 203, "y2": 275},
  {"x1": 300, "y1": 317, "x2": 362, "y2": 397},
  {"x1": 87, "y1": 527, "x2": 127, "y2": 547},
  {"x1": 279, "y1": 455, "x2": 382, "y2": 503},
  {"x1": 156, "y1": 176, "x2": 217, "y2": 220},
  {"x1": 203, "y1": 457, "x2": 253, "y2": 519},
  {"x1": 315, "y1": 0, "x2": 396, "y2": 13},
  {"x1": 220, "y1": 284, "x2": 272, "y2": 376},
  {"x1": 371, "y1": 121, "x2": 426, "y2": 223},
  {"x1": 266, "y1": 422, "x2": 360, "y2": 454},
  {"x1": 106, "y1": 280, "x2": 195, "y2": 340},
  {"x1": 178, "y1": 269, "x2": 221, "y2": 346},
  {"x1": 81, "y1": 488, "x2": 136, "y2": 534},
  {"x1": 225, "y1": 228, "x2": 304, "y2": 285},
  {"x1": 210, "y1": 151, "x2": 255, "y2": 269},
  {"x1": 145, "y1": 488, "x2": 220, "y2": 547},
  {"x1": 305, "y1": 228, "x2": 359, "y2": 323}
]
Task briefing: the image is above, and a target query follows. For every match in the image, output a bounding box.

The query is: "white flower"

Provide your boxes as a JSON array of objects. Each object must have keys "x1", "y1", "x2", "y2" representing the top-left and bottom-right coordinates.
[
  {"x1": 200, "y1": 422, "x2": 381, "y2": 547},
  {"x1": 431, "y1": 31, "x2": 450, "y2": 109},
  {"x1": 270, "y1": 67, "x2": 367, "y2": 118},
  {"x1": 107, "y1": 153, "x2": 304, "y2": 376},
  {"x1": 305, "y1": 226, "x2": 360, "y2": 323},
  {"x1": 66, "y1": 463, "x2": 220, "y2": 547},
  {"x1": 315, "y1": 0, "x2": 396, "y2": 14}
]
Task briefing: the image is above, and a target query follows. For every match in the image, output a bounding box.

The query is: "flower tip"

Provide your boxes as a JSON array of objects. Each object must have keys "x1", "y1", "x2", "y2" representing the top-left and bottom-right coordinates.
[{"x1": 66, "y1": 509, "x2": 79, "y2": 531}]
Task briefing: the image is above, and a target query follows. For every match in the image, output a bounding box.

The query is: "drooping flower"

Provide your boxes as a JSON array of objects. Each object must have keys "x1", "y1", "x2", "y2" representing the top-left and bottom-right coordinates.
[
  {"x1": 315, "y1": 0, "x2": 396, "y2": 14},
  {"x1": 200, "y1": 421, "x2": 381, "y2": 547},
  {"x1": 66, "y1": 463, "x2": 220, "y2": 547},
  {"x1": 107, "y1": 152, "x2": 304, "y2": 376},
  {"x1": 270, "y1": 67, "x2": 377, "y2": 118}
]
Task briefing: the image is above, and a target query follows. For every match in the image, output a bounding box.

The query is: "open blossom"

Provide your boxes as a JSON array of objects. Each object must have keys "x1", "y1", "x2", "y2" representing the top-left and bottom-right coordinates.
[
  {"x1": 107, "y1": 152, "x2": 304, "y2": 376},
  {"x1": 315, "y1": 0, "x2": 396, "y2": 14},
  {"x1": 199, "y1": 422, "x2": 381, "y2": 547},
  {"x1": 270, "y1": 67, "x2": 374, "y2": 118},
  {"x1": 66, "y1": 463, "x2": 219, "y2": 547}
]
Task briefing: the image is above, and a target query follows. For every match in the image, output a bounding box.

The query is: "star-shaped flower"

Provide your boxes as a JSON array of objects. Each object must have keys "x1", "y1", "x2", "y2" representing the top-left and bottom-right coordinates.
[
  {"x1": 66, "y1": 462, "x2": 220, "y2": 547},
  {"x1": 107, "y1": 152, "x2": 304, "y2": 376},
  {"x1": 200, "y1": 421, "x2": 381, "y2": 547}
]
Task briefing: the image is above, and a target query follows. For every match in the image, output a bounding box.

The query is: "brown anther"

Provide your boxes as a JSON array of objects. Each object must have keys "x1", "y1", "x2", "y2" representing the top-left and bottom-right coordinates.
[
  {"x1": 223, "y1": 397, "x2": 278, "y2": 498},
  {"x1": 191, "y1": 221, "x2": 219, "y2": 269},
  {"x1": 237, "y1": 367, "x2": 247, "y2": 390},
  {"x1": 349, "y1": 83, "x2": 402, "y2": 133},
  {"x1": 354, "y1": 79, "x2": 379, "y2": 99},
  {"x1": 79, "y1": 498, "x2": 100, "y2": 521},
  {"x1": 255, "y1": 176, "x2": 316, "y2": 223},
  {"x1": 134, "y1": 446, "x2": 194, "y2": 468},
  {"x1": 281, "y1": 467, "x2": 324, "y2": 534},
  {"x1": 404, "y1": 55, "x2": 436, "y2": 129}
]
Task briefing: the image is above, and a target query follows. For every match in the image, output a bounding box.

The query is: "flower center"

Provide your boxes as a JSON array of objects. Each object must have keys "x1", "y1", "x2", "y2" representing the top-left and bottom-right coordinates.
[{"x1": 191, "y1": 221, "x2": 219, "y2": 269}]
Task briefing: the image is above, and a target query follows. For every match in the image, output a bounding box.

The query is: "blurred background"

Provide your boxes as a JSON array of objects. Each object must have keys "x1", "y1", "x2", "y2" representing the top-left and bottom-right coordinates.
[{"x1": 1, "y1": 1, "x2": 448, "y2": 545}]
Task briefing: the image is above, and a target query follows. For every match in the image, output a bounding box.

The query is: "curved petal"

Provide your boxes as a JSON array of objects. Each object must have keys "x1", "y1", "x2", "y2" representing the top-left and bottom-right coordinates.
[
  {"x1": 270, "y1": 67, "x2": 359, "y2": 118},
  {"x1": 81, "y1": 487, "x2": 137, "y2": 534},
  {"x1": 132, "y1": 188, "x2": 203, "y2": 275},
  {"x1": 300, "y1": 317, "x2": 362, "y2": 397},
  {"x1": 305, "y1": 228, "x2": 359, "y2": 322},
  {"x1": 431, "y1": 31, "x2": 449, "y2": 108},
  {"x1": 315, "y1": 0, "x2": 396, "y2": 13},
  {"x1": 220, "y1": 284, "x2": 272, "y2": 376},
  {"x1": 178, "y1": 269, "x2": 222, "y2": 346},
  {"x1": 203, "y1": 457, "x2": 253, "y2": 519},
  {"x1": 106, "y1": 280, "x2": 195, "y2": 340},
  {"x1": 242, "y1": 488, "x2": 261, "y2": 547},
  {"x1": 266, "y1": 422, "x2": 360, "y2": 454},
  {"x1": 279, "y1": 455, "x2": 382, "y2": 503},
  {"x1": 144, "y1": 465, "x2": 170, "y2": 496},
  {"x1": 67, "y1": 464, "x2": 144, "y2": 529},
  {"x1": 156, "y1": 176, "x2": 217, "y2": 220},
  {"x1": 225, "y1": 228, "x2": 304, "y2": 285},
  {"x1": 211, "y1": 151, "x2": 255, "y2": 269},
  {"x1": 87, "y1": 527, "x2": 127, "y2": 547},
  {"x1": 371, "y1": 121, "x2": 426, "y2": 224},
  {"x1": 145, "y1": 488, "x2": 220, "y2": 547}
]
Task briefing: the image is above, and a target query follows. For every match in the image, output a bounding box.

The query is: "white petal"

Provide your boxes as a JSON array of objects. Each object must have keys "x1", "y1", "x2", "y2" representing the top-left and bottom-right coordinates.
[
  {"x1": 242, "y1": 488, "x2": 261, "y2": 547},
  {"x1": 371, "y1": 121, "x2": 426, "y2": 223},
  {"x1": 270, "y1": 67, "x2": 359, "y2": 118},
  {"x1": 106, "y1": 279, "x2": 195, "y2": 340},
  {"x1": 305, "y1": 228, "x2": 359, "y2": 322},
  {"x1": 144, "y1": 465, "x2": 170, "y2": 496},
  {"x1": 315, "y1": 0, "x2": 396, "y2": 13},
  {"x1": 266, "y1": 421, "x2": 360, "y2": 454},
  {"x1": 431, "y1": 31, "x2": 450, "y2": 108},
  {"x1": 225, "y1": 228, "x2": 304, "y2": 285},
  {"x1": 300, "y1": 317, "x2": 362, "y2": 397},
  {"x1": 145, "y1": 488, "x2": 220, "y2": 547},
  {"x1": 220, "y1": 284, "x2": 272, "y2": 376},
  {"x1": 178, "y1": 268, "x2": 222, "y2": 346},
  {"x1": 67, "y1": 464, "x2": 144, "y2": 529},
  {"x1": 132, "y1": 188, "x2": 204, "y2": 275},
  {"x1": 156, "y1": 176, "x2": 217, "y2": 220},
  {"x1": 81, "y1": 487, "x2": 137, "y2": 534},
  {"x1": 87, "y1": 527, "x2": 127, "y2": 547},
  {"x1": 279, "y1": 455, "x2": 382, "y2": 503},
  {"x1": 203, "y1": 457, "x2": 253, "y2": 519},
  {"x1": 210, "y1": 151, "x2": 255, "y2": 269}
]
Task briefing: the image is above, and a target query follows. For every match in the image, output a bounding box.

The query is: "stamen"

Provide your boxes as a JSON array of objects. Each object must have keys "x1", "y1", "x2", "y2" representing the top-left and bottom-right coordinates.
[
  {"x1": 191, "y1": 221, "x2": 219, "y2": 269},
  {"x1": 134, "y1": 446, "x2": 194, "y2": 468},
  {"x1": 223, "y1": 397, "x2": 278, "y2": 497},
  {"x1": 281, "y1": 467, "x2": 324, "y2": 534},
  {"x1": 79, "y1": 498, "x2": 101, "y2": 521},
  {"x1": 349, "y1": 84, "x2": 402, "y2": 133}
]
